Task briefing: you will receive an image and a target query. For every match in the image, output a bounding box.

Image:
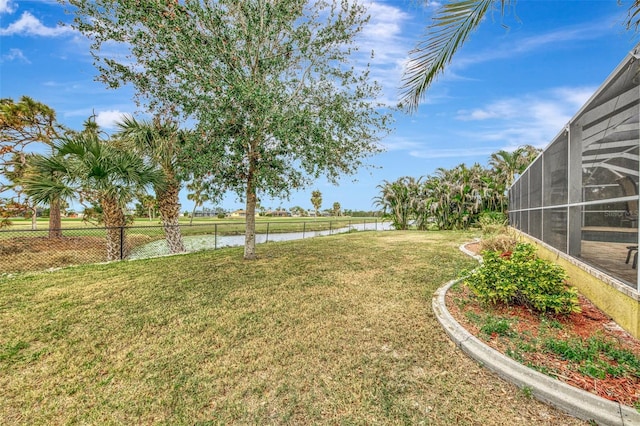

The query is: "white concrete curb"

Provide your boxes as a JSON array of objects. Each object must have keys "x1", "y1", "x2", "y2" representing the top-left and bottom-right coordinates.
[{"x1": 431, "y1": 243, "x2": 640, "y2": 426}]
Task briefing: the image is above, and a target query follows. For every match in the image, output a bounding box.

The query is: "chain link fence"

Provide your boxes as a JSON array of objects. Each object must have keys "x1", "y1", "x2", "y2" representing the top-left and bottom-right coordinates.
[{"x1": 0, "y1": 219, "x2": 385, "y2": 274}]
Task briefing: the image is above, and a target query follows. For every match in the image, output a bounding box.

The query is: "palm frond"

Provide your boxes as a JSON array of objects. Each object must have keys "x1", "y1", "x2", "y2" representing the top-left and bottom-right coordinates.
[
  {"x1": 400, "y1": 0, "x2": 504, "y2": 112},
  {"x1": 624, "y1": 0, "x2": 640, "y2": 32}
]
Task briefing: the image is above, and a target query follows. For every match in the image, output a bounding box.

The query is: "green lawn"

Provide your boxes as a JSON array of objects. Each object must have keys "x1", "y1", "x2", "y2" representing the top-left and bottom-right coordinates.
[
  {"x1": 5, "y1": 215, "x2": 377, "y2": 230},
  {"x1": 0, "y1": 231, "x2": 585, "y2": 425}
]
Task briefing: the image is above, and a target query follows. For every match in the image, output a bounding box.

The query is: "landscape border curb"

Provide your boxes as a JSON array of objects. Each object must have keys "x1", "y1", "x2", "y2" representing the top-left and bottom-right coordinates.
[{"x1": 431, "y1": 244, "x2": 640, "y2": 426}]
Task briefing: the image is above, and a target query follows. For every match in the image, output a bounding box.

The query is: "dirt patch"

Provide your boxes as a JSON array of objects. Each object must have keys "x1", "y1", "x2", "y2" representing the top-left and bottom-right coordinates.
[
  {"x1": 447, "y1": 242, "x2": 640, "y2": 408},
  {"x1": 0, "y1": 235, "x2": 155, "y2": 273}
]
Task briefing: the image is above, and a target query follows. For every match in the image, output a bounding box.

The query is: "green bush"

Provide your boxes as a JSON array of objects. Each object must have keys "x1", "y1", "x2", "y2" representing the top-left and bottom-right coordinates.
[
  {"x1": 476, "y1": 211, "x2": 508, "y2": 236},
  {"x1": 465, "y1": 243, "x2": 580, "y2": 315}
]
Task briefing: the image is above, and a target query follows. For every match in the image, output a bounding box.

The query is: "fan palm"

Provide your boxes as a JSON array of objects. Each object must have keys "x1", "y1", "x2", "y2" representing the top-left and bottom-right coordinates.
[
  {"x1": 21, "y1": 150, "x2": 75, "y2": 238},
  {"x1": 33, "y1": 134, "x2": 162, "y2": 261},
  {"x1": 115, "y1": 116, "x2": 187, "y2": 254},
  {"x1": 186, "y1": 179, "x2": 210, "y2": 225}
]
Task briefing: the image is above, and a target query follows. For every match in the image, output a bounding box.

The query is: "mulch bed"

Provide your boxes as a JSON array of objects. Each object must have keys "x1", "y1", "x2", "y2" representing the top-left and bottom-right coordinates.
[{"x1": 446, "y1": 242, "x2": 640, "y2": 408}]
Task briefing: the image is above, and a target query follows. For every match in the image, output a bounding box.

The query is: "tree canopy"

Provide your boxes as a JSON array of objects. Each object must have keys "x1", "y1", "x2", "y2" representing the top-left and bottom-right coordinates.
[
  {"x1": 374, "y1": 146, "x2": 539, "y2": 230},
  {"x1": 68, "y1": 0, "x2": 391, "y2": 259},
  {"x1": 0, "y1": 96, "x2": 67, "y2": 229}
]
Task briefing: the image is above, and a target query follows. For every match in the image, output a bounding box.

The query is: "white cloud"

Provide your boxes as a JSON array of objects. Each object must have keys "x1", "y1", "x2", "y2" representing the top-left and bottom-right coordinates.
[
  {"x1": 361, "y1": 1, "x2": 409, "y2": 40},
  {"x1": 453, "y1": 22, "x2": 613, "y2": 71},
  {"x1": 408, "y1": 146, "x2": 501, "y2": 159},
  {"x1": 380, "y1": 136, "x2": 424, "y2": 151},
  {"x1": 453, "y1": 86, "x2": 598, "y2": 148},
  {"x1": 551, "y1": 86, "x2": 596, "y2": 109},
  {"x1": 1, "y1": 47, "x2": 29, "y2": 63},
  {"x1": 0, "y1": 11, "x2": 73, "y2": 37},
  {"x1": 0, "y1": 0, "x2": 16, "y2": 14},
  {"x1": 352, "y1": 2, "x2": 414, "y2": 106},
  {"x1": 456, "y1": 86, "x2": 594, "y2": 123},
  {"x1": 95, "y1": 110, "x2": 132, "y2": 129}
]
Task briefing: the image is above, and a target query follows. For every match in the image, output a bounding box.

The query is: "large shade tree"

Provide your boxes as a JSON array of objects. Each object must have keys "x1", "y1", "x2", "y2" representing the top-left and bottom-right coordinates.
[
  {"x1": 68, "y1": 0, "x2": 390, "y2": 260},
  {"x1": 401, "y1": 0, "x2": 640, "y2": 110}
]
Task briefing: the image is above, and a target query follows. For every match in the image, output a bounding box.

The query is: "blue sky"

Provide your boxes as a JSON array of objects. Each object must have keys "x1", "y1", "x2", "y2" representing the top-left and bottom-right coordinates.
[{"x1": 1, "y1": 0, "x2": 638, "y2": 213}]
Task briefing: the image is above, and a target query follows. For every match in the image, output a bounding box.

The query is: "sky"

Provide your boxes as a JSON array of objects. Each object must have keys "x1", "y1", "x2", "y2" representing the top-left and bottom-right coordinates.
[{"x1": 1, "y1": 0, "x2": 638, "y2": 213}]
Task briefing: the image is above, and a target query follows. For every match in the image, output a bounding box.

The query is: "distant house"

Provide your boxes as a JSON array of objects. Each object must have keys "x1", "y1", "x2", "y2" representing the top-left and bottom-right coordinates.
[{"x1": 230, "y1": 209, "x2": 246, "y2": 218}]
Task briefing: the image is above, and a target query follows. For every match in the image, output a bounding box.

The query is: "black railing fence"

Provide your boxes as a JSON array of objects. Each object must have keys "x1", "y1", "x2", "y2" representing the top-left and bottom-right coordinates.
[{"x1": 0, "y1": 219, "x2": 384, "y2": 274}]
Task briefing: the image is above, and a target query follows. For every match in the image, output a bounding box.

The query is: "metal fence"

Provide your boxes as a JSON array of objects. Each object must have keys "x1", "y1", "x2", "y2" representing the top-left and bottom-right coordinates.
[{"x1": 0, "y1": 219, "x2": 384, "y2": 274}]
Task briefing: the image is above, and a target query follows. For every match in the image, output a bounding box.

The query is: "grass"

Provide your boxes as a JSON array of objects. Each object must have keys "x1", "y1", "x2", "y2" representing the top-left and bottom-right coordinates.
[
  {"x1": 0, "y1": 231, "x2": 585, "y2": 424},
  {"x1": 3, "y1": 216, "x2": 378, "y2": 231}
]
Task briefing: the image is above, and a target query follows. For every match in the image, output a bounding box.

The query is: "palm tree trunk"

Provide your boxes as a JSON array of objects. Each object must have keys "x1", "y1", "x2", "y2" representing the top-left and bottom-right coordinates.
[
  {"x1": 48, "y1": 197, "x2": 63, "y2": 238},
  {"x1": 31, "y1": 206, "x2": 37, "y2": 230},
  {"x1": 157, "y1": 181, "x2": 185, "y2": 254},
  {"x1": 102, "y1": 196, "x2": 126, "y2": 261},
  {"x1": 190, "y1": 202, "x2": 198, "y2": 226}
]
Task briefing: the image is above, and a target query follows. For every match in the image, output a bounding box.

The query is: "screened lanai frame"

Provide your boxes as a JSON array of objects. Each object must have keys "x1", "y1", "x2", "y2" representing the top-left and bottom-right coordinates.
[{"x1": 508, "y1": 44, "x2": 640, "y2": 291}]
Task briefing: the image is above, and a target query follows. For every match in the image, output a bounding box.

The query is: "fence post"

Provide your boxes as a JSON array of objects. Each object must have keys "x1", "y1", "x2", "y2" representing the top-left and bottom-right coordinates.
[
  {"x1": 266, "y1": 222, "x2": 270, "y2": 243},
  {"x1": 119, "y1": 226, "x2": 125, "y2": 260},
  {"x1": 215, "y1": 224, "x2": 218, "y2": 250},
  {"x1": 303, "y1": 222, "x2": 306, "y2": 239},
  {"x1": 329, "y1": 221, "x2": 332, "y2": 235}
]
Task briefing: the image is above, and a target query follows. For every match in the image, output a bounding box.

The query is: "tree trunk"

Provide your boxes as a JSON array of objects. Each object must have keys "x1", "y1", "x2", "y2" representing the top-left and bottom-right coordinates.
[
  {"x1": 31, "y1": 206, "x2": 37, "y2": 230},
  {"x1": 157, "y1": 180, "x2": 185, "y2": 254},
  {"x1": 48, "y1": 197, "x2": 63, "y2": 238},
  {"x1": 190, "y1": 203, "x2": 197, "y2": 226},
  {"x1": 244, "y1": 155, "x2": 258, "y2": 259},
  {"x1": 244, "y1": 188, "x2": 257, "y2": 260},
  {"x1": 102, "y1": 196, "x2": 126, "y2": 261}
]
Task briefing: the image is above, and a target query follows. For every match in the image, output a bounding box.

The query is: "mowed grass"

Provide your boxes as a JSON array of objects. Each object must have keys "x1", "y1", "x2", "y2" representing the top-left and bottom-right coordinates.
[{"x1": 0, "y1": 231, "x2": 585, "y2": 425}]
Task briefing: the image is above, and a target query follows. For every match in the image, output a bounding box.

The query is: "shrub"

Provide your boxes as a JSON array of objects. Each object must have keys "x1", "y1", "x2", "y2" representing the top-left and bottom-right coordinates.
[
  {"x1": 479, "y1": 234, "x2": 517, "y2": 253},
  {"x1": 476, "y1": 211, "x2": 508, "y2": 236},
  {"x1": 465, "y1": 243, "x2": 580, "y2": 315}
]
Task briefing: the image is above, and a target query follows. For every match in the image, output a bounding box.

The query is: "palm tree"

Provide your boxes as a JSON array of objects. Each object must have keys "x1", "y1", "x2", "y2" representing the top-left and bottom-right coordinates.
[
  {"x1": 373, "y1": 177, "x2": 420, "y2": 230},
  {"x1": 138, "y1": 194, "x2": 157, "y2": 221},
  {"x1": 186, "y1": 179, "x2": 210, "y2": 225},
  {"x1": 21, "y1": 150, "x2": 75, "y2": 238},
  {"x1": 490, "y1": 145, "x2": 541, "y2": 188},
  {"x1": 401, "y1": 1, "x2": 640, "y2": 111},
  {"x1": 311, "y1": 190, "x2": 322, "y2": 218},
  {"x1": 115, "y1": 116, "x2": 187, "y2": 253},
  {"x1": 32, "y1": 133, "x2": 162, "y2": 261},
  {"x1": 332, "y1": 202, "x2": 341, "y2": 217},
  {"x1": 423, "y1": 164, "x2": 487, "y2": 230}
]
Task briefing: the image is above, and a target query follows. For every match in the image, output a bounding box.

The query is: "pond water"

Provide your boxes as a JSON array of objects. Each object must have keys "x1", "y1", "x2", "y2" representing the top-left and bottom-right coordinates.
[{"x1": 128, "y1": 222, "x2": 392, "y2": 260}]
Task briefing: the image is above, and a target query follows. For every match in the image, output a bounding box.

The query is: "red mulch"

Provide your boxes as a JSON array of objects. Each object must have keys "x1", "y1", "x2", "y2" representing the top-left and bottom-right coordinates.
[{"x1": 447, "y1": 242, "x2": 640, "y2": 408}]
